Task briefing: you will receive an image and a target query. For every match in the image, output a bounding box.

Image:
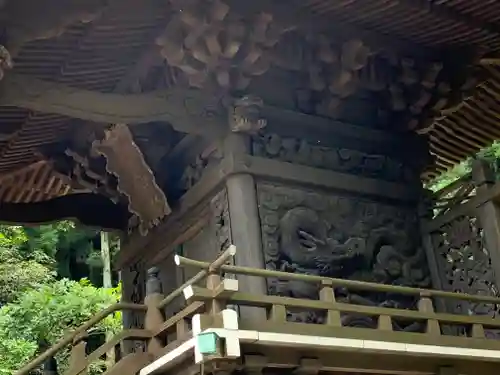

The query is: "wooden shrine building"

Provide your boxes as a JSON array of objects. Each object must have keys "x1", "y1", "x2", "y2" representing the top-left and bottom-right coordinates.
[{"x1": 6, "y1": 1, "x2": 500, "y2": 374}]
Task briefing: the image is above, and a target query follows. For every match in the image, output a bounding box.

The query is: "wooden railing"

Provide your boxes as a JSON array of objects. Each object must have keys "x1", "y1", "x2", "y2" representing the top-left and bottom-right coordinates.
[
  {"x1": 176, "y1": 254, "x2": 500, "y2": 344},
  {"x1": 15, "y1": 246, "x2": 237, "y2": 375},
  {"x1": 18, "y1": 237, "x2": 500, "y2": 375}
]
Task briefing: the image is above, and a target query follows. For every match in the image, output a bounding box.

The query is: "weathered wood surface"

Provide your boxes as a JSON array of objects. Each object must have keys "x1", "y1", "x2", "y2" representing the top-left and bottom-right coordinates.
[{"x1": 0, "y1": 74, "x2": 227, "y2": 137}]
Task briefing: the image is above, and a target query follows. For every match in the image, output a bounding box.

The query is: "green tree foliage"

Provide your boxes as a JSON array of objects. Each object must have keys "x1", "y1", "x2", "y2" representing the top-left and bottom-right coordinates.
[
  {"x1": 0, "y1": 222, "x2": 122, "y2": 373},
  {"x1": 0, "y1": 226, "x2": 56, "y2": 305},
  {"x1": 427, "y1": 141, "x2": 500, "y2": 191},
  {"x1": 0, "y1": 279, "x2": 121, "y2": 374}
]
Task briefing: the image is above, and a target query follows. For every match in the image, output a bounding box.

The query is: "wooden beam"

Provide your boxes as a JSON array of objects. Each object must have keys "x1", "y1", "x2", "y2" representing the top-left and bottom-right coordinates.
[
  {"x1": 0, "y1": 193, "x2": 129, "y2": 229},
  {"x1": 0, "y1": 73, "x2": 227, "y2": 138}
]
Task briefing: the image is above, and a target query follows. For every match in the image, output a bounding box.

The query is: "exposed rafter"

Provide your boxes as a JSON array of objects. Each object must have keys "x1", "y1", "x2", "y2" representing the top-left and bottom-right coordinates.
[{"x1": 399, "y1": 0, "x2": 500, "y2": 39}]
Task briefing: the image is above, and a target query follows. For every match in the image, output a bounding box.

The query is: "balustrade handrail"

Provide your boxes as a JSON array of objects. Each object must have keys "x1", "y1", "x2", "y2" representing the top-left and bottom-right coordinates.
[
  {"x1": 14, "y1": 245, "x2": 237, "y2": 375},
  {"x1": 175, "y1": 255, "x2": 500, "y2": 305},
  {"x1": 157, "y1": 245, "x2": 236, "y2": 309},
  {"x1": 14, "y1": 302, "x2": 147, "y2": 375}
]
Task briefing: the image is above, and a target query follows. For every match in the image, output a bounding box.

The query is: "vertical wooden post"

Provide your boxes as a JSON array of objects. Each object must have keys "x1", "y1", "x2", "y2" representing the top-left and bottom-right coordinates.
[
  {"x1": 144, "y1": 267, "x2": 165, "y2": 357},
  {"x1": 318, "y1": 280, "x2": 341, "y2": 326},
  {"x1": 206, "y1": 271, "x2": 223, "y2": 315},
  {"x1": 419, "y1": 189, "x2": 449, "y2": 316},
  {"x1": 418, "y1": 292, "x2": 440, "y2": 336},
  {"x1": 471, "y1": 159, "x2": 500, "y2": 287},
  {"x1": 223, "y1": 132, "x2": 267, "y2": 322},
  {"x1": 40, "y1": 340, "x2": 58, "y2": 375},
  {"x1": 68, "y1": 334, "x2": 88, "y2": 375},
  {"x1": 100, "y1": 231, "x2": 115, "y2": 368},
  {"x1": 42, "y1": 355, "x2": 58, "y2": 375}
]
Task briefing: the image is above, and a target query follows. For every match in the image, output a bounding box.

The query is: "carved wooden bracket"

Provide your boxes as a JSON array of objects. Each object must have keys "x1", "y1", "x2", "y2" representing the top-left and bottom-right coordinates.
[
  {"x1": 92, "y1": 124, "x2": 171, "y2": 235},
  {"x1": 156, "y1": 0, "x2": 292, "y2": 90}
]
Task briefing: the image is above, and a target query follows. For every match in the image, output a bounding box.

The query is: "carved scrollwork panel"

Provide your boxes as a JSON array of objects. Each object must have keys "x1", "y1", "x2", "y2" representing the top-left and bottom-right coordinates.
[
  {"x1": 430, "y1": 215, "x2": 500, "y2": 337},
  {"x1": 122, "y1": 260, "x2": 147, "y2": 353},
  {"x1": 257, "y1": 183, "x2": 429, "y2": 326},
  {"x1": 210, "y1": 188, "x2": 232, "y2": 255},
  {"x1": 252, "y1": 132, "x2": 416, "y2": 183},
  {"x1": 179, "y1": 144, "x2": 223, "y2": 193},
  {"x1": 210, "y1": 188, "x2": 235, "y2": 283}
]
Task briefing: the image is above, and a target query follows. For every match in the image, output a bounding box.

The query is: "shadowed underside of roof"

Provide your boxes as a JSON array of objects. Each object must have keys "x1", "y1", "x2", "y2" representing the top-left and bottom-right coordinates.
[
  {"x1": 0, "y1": 0, "x2": 167, "y2": 202},
  {"x1": 0, "y1": 0, "x2": 500, "y2": 203},
  {"x1": 299, "y1": 0, "x2": 500, "y2": 178}
]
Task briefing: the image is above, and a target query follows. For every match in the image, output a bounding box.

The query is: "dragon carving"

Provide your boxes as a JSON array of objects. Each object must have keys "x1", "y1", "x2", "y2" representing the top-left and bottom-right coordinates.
[{"x1": 273, "y1": 207, "x2": 429, "y2": 328}]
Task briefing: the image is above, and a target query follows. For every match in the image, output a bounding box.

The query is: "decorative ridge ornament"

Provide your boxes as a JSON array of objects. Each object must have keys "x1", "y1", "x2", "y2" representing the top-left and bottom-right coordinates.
[{"x1": 92, "y1": 124, "x2": 171, "y2": 236}]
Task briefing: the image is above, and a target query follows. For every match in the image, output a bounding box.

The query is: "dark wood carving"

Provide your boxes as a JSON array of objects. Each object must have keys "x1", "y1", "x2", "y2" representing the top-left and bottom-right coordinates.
[
  {"x1": 123, "y1": 260, "x2": 147, "y2": 353},
  {"x1": 431, "y1": 214, "x2": 500, "y2": 338},
  {"x1": 0, "y1": 45, "x2": 12, "y2": 80},
  {"x1": 210, "y1": 188, "x2": 232, "y2": 255},
  {"x1": 156, "y1": 0, "x2": 292, "y2": 90},
  {"x1": 252, "y1": 132, "x2": 416, "y2": 183},
  {"x1": 92, "y1": 124, "x2": 171, "y2": 236},
  {"x1": 179, "y1": 144, "x2": 223, "y2": 192},
  {"x1": 257, "y1": 183, "x2": 429, "y2": 326},
  {"x1": 229, "y1": 95, "x2": 267, "y2": 134}
]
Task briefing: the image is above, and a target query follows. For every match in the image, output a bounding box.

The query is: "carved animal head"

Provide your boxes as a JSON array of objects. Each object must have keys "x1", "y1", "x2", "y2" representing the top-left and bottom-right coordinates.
[
  {"x1": 230, "y1": 95, "x2": 267, "y2": 133},
  {"x1": 0, "y1": 45, "x2": 12, "y2": 80},
  {"x1": 279, "y1": 207, "x2": 329, "y2": 267}
]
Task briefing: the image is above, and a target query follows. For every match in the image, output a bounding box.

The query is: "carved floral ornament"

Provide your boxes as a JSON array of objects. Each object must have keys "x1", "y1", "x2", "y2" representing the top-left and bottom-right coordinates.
[{"x1": 431, "y1": 215, "x2": 500, "y2": 318}]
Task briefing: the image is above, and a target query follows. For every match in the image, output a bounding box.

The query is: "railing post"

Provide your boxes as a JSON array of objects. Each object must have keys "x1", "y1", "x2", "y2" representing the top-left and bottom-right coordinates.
[
  {"x1": 144, "y1": 267, "x2": 165, "y2": 356},
  {"x1": 319, "y1": 280, "x2": 341, "y2": 326},
  {"x1": 206, "y1": 269, "x2": 223, "y2": 315},
  {"x1": 39, "y1": 340, "x2": 58, "y2": 375},
  {"x1": 42, "y1": 355, "x2": 58, "y2": 375},
  {"x1": 418, "y1": 292, "x2": 440, "y2": 336},
  {"x1": 68, "y1": 333, "x2": 88, "y2": 375}
]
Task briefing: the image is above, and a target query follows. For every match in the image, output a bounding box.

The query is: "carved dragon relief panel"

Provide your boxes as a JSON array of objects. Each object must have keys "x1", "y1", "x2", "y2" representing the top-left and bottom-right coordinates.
[
  {"x1": 257, "y1": 183, "x2": 429, "y2": 327},
  {"x1": 252, "y1": 132, "x2": 417, "y2": 183},
  {"x1": 430, "y1": 215, "x2": 500, "y2": 338}
]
